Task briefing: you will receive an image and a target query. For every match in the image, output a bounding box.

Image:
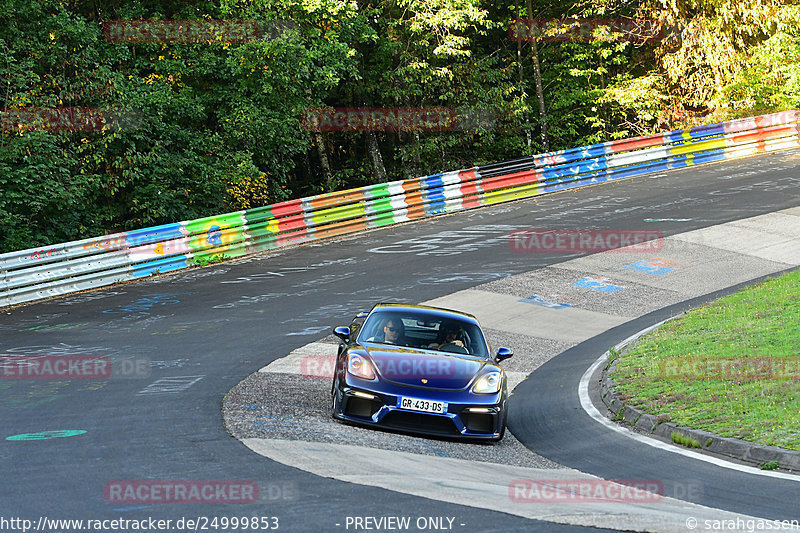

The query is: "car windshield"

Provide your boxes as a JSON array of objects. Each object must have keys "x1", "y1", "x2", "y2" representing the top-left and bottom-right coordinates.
[{"x1": 357, "y1": 310, "x2": 489, "y2": 358}]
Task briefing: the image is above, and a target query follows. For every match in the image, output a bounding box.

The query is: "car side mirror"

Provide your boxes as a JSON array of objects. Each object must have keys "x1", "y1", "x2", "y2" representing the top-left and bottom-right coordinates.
[
  {"x1": 333, "y1": 326, "x2": 351, "y2": 343},
  {"x1": 496, "y1": 347, "x2": 513, "y2": 363}
]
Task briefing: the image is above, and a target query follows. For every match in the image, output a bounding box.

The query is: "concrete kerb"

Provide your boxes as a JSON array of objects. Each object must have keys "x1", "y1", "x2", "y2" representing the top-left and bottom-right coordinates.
[{"x1": 596, "y1": 316, "x2": 800, "y2": 473}]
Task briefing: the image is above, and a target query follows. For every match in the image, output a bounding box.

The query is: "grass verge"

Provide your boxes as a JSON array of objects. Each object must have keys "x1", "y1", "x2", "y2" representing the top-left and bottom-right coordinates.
[{"x1": 612, "y1": 269, "x2": 800, "y2": 450}]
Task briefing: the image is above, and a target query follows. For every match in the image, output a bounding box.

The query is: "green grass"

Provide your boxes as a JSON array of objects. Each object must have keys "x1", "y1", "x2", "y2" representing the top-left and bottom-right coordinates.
[
  {"x1": 760, "y1": 461, "x2": 780, "y2": 470},
  {"x1": 613, "y1": 269, "x2": 800, "y2": 450},
  {"x1": 604, "y1": 346, "x2": 620, "y2": 371},
  {"x1": 189, "y1": 254, "x2": 230, "y2": 267},
  {"x1": 671, "y1": 432, "x2": 702, "y2": 449}
]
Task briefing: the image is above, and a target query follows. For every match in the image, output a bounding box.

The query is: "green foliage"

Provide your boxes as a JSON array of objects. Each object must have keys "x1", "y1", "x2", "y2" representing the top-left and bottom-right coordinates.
[
  {"x1": 671, "y1": 432, "x2": 702, "y2": 449},
  {"x1": 2, "y1": 0, "x2": 798, "y2": 252},
  {"x1": 604, "y1": 346, "x2": 620, "y2": 370},
  {"x1": 715, "y1": 18, "x2": 800, "y2": 111},
  {"x1": 189, "y1": 253, "x2": 230, "y2": 267},
  {"x1": 634, "y1": 0, "x2": 800, "y2": 127}
]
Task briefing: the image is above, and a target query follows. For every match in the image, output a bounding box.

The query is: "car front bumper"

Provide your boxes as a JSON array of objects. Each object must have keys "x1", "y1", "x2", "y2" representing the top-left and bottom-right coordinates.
[{"x1": 334, "y1": 383, "x2": 506, "y2": 440}]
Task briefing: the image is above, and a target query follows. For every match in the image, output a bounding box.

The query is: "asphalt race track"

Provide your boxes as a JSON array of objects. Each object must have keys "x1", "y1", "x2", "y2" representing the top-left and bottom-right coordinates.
[{"x1": 2, "y1": 149, "x2": 800, "y2": 532}]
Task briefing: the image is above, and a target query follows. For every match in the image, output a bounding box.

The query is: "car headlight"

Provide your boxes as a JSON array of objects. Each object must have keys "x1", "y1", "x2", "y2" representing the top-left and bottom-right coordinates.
[
  {"x1": 472, "y1": 371, "x2": 502, "y2": 394},
  {"x1": 347, "y1": 353, "x2": 376, "y2": 380}
]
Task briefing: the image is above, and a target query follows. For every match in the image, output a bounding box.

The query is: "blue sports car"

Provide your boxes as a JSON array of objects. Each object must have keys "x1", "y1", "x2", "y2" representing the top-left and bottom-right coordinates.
[{"x1": 331, "y1": 303, "x2": 513, "y2": 441}]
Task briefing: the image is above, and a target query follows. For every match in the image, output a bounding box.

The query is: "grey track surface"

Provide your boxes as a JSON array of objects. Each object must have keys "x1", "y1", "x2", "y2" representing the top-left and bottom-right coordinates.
[
  {"x1": 225, "y1": 208, "x2": 799, "y2": 530},
  {"x1": 3, "y1": 150, "x2": 800, "y2": 531}
]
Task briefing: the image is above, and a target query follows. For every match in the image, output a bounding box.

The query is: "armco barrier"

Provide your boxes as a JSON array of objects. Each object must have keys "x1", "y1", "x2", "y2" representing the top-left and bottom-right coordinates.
[{"x1": 2, "y1": 110, "x2": 799, "y2": 308}]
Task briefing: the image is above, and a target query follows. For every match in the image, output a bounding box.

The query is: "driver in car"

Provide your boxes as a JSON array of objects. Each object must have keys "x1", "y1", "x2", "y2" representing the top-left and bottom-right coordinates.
[
  {"x1": 383, "y1": 318, "x2": 405, "y2": 345},
  {"x1": 367, "y1": 317, "x2": 407, "y2": 346}
]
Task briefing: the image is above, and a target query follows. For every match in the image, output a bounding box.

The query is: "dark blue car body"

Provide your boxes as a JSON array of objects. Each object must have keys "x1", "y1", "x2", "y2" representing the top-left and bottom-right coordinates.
[{"x1": 331, "y1": 303, "x2": 513, "y2": 441}]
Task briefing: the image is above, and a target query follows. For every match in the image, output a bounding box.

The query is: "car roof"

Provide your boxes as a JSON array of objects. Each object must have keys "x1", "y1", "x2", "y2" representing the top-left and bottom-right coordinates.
[{"x1": 369, "y1": 303, "x2": 480, "y2": 325}]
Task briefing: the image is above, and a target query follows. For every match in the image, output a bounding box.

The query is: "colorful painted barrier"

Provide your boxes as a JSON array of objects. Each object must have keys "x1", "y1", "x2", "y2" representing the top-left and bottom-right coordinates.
[{"x1": 2, "y1": 110, "x2": 798, "y2": 307}]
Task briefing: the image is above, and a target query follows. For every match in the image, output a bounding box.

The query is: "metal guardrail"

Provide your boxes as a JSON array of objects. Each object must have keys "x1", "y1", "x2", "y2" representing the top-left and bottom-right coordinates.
[{"x1": 2, "y1": 110, "x2": 799, "y2": 308}]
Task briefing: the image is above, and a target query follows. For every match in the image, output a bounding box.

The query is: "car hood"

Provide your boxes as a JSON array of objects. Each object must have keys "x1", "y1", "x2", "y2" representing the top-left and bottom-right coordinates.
[{"x1": 362, "y1": 345, "x2": 488, "y2": 390}]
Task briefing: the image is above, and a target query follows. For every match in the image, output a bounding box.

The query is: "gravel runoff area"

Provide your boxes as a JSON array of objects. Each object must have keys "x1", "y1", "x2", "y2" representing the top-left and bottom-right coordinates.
[{"x1": 223, "y1": 329, "x2": 570, "y2": 470}]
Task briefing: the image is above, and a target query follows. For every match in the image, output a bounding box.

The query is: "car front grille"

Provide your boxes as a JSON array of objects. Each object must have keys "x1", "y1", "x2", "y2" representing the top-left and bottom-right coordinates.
[{"x1": 380, "y1": 411, "x2": 459, "y2": 435}]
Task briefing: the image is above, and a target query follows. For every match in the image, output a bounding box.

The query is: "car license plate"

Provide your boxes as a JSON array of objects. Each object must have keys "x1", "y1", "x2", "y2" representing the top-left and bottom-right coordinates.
[{"x1": 398, "y1": 396, "x2": 446, "y2": 414}]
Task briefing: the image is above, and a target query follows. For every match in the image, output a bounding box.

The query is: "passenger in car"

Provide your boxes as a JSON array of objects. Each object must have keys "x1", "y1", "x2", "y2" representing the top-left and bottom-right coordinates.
[{"x1": 429, "y1": 324, "x2": 467, "y2": 352}]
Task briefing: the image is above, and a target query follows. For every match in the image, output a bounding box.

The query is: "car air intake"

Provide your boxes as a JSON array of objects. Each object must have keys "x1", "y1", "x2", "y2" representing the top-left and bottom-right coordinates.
[
  {"x1": 464, "y1": 412, "x2": 494, "y2": 433},
  {"x1": 345, "y1": 396, "x2": 379, "y2": 418}
]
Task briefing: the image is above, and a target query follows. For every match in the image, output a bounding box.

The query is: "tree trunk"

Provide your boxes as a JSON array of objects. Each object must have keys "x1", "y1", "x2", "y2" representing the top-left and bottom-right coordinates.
[
  {"x1": 517, "y1": 23, "x2": 531, "y2": 151},
  {"x1": 526, "y1": 0, "x2": 550, "y2": 152},
  {"x1": 366, "y1": 131, "x2": 388, "y2": 183},
  {"x1": 314, "y1": 131, "x2": 335, "y2": 192}
]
